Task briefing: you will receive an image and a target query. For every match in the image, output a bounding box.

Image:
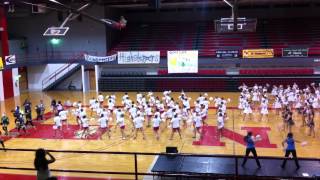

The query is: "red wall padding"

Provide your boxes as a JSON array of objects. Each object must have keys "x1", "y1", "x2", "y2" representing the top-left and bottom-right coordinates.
[{"x1": 2, "y1": 70, "x2": 13, "y2": 99}]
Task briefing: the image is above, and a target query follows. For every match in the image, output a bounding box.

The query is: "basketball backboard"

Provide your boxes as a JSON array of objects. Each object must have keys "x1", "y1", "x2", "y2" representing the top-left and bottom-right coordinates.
[
  {"x1": 215, "y1": 18, "x2": 257, "y2": 33},
  {"x1": 43, "y1": 27, "x2": 69, "y2": 36}
]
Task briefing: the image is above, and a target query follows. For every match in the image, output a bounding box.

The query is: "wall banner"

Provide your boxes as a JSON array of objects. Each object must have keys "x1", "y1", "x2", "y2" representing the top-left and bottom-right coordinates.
[
  {"x1": 84, "y1": 54, "x2": 117, "y2": 63},
  {"x1": 167, "y1": 50, "x2": 198, "y2": 73},
  {"x1": 118, "y1": 51, "x2": 160, "y2": 64},
  {"x1": 242, "y1": 49, "x2": 274, "y2": 58}
]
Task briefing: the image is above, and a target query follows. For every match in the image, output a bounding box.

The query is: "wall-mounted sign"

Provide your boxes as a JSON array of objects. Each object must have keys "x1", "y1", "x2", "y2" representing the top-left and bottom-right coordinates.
[
  {"x1": 242, "y1": 49, "x2": 274, "y2": 58},
  {"x1": 216, "y1": 50, "x2": 239, "y2": 58},
  {"x1": 282, "y1": 48, "x2": 308, "y2": 57}
]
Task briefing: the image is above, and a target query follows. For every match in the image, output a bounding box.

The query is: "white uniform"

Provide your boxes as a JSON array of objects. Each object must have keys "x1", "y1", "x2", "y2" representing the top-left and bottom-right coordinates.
[
  {"x1": 108, "y1": 101, "x2": 115, "y2": 111},
  {"x1": 133, "y1": 116, "x2": 144, "y2": 129},
  {"x1": 171, "y1": 117, "x2": 181, "y2": 129},
  {"x1": 152, "y1": 116, "x2": 161, "y2": 128},
  {"x1": 98, "y1": 95, "x2": 104, "y2": 103},
  {"x1": 194, "y1": 116, "x2": 202, "y2": 128},
  {"x1": 82, "y1": 118, "x2": 89, "y2": 128},
  {"x1": 59, "y1": 110, "x2": 68, "y2": 121},
  {"x1": 54, "y1": 116, "x2": 62, "y2": 128},
  {"x1": 89, "y1": 99, "x2": 96, "y2": 109},
  {"x1": 217, "y1": 116, "x2": 224, "y2": 129},
  {"x1": 243, "y1": 101, "x2": 252, "y2": 114},
  {"x1": 116, "y1": 116, "x2": 125, "y2": 127},
  {"x1": 260, "y1": 103, "x2": 268, "y2": 115},
  {"x1": 99, "y1": 117, "x2": 108, "y2": 128},
  {"x1": 145, "y1": 107, "x2": 153, "y2": 116}
]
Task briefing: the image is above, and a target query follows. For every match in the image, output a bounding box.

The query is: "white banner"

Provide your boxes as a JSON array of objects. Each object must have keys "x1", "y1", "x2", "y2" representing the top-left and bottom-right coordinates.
[
  {"x1": 167, "y1": 50, "x2": 198, "y2": 73},
  {"x1": 84, "y1": 54, "x2": 117, "y2": 63},
  {"x1": 118, "y1": 51, "x2": 160, "y2": 64},
  {"x1": 5, "y1": 55, "x2": 16, "y2": 65}
]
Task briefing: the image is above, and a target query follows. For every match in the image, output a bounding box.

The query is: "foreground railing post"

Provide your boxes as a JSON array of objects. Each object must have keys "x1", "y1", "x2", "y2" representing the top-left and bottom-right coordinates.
[
  {"x1": 134, "y1": 153, "x2": 138, "y2": 180},
  {"x1": 235, "y1": 156, "x2": 238, "y2": 179}
]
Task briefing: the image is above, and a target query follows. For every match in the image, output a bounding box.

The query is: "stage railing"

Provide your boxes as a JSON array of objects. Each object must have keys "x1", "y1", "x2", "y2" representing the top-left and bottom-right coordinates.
[{"x1": 1, "y1": 148, "x2": 319, "y2": 180}]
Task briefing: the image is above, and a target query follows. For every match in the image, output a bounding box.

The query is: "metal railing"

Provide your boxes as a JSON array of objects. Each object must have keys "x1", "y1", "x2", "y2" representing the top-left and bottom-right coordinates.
[
  {"x1": 41, "y1": 53, "x2": 84, "y2": 90},
  {"x1": 1, "y1": 148, "x2": 319, "y2": 180}
]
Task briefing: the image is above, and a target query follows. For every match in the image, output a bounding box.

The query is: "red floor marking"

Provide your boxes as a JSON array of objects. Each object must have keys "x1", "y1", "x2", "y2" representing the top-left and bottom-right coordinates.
[
  {"x1": 241, "y1": 127, "x2": 277, "y2": 148},
  {"x1": 9, "y1": 122, "x2": 105, "y2": 140},
  {"x1": 193, "y1": 126, "x2": 225, "y2": 146},
  {"x1": 0, "y1": 173, "x2": 130, "y2": 180},
  {"x1": 1, "y1": 108, "x2": 106, "y2": 141},
  {"x1": 193, "y1": 126, "x2": 277, "y2": 148}
]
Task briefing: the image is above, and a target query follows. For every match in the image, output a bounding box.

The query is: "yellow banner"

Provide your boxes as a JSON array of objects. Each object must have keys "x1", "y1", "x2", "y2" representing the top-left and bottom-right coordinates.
[
  {"x1": 0, "y1": 57, "x2": 3, "y2": 70},
  {"x1": 242, "y1": 49, "x2": 274, "y2": 58}
]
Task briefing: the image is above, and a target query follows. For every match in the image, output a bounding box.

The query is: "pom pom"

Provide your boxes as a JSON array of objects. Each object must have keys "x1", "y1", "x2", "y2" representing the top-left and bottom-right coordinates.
[
  {"x1": 204, "y1": 93, "x2": 208, "y2": 96},
  {"x1": 209, "y1": 97, "x2": 214, "y2": 101},
  {"x1": 301, "y1": 141, "x2": 308, "y2": 146},
  {"x1": 255, "y1": 134, "x2": 262, "y2": 141}
]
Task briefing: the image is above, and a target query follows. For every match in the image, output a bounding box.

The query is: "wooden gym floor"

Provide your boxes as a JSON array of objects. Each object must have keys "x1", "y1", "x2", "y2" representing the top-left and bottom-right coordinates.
[{"x1": 0, "y1": 91, "x2": 319, "y2": 180}]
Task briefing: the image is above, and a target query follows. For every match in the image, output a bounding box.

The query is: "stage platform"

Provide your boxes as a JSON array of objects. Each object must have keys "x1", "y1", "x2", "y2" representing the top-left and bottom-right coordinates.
[{"x1": 151, "y1": 155, "x2": 320, "y2": 179}]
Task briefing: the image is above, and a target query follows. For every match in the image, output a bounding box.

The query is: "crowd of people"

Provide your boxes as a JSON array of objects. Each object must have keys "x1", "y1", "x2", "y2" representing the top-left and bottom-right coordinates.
[
  {"x1": 0, "y1": 83, "x2": 318, "y2": 142},
  {"x1": 0, "y1": 83, "x2": 317, "y2": 173},
  {"x1": 51, "y1": 91, "x2": 228, "y2": 140},
  {"x1": 238, "y1": 83, "x2": 318, "y2": 138}
]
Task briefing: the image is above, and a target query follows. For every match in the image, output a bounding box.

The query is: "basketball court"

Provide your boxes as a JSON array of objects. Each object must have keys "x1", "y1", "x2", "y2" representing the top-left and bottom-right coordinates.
[{"x1": 1, "y1": 0, "x2": 320, "y2": 179}]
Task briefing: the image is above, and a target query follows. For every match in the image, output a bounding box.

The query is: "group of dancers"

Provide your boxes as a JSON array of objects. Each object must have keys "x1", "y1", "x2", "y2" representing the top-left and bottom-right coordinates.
[
  {"x1": 238, "y1": 83, "x2": 318, "y2": 137},
  {"x1": 51, "y1": 91, "x2": 229, "y2": 140},
  {"x1": 1, "y1": 83, "x2": 318, "y2": 143}
]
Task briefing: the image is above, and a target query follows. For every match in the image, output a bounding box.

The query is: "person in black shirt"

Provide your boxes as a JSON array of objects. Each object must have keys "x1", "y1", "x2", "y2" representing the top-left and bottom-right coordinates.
[
  {"x1": 36, "y1": 100, "x2": 45, "y2": 121},
  {"x1": 24, "y1": 99, "x2": 35, "y2": 128},
  {"x1": 51, "y1": 99, "x2": 57, "y2": 116},
  {"x1": 34, "y1": 148, "x2": 56, "y2": 180},
  {"x1": 15, "y1": 113, "x2": 27, "y2": 135}
]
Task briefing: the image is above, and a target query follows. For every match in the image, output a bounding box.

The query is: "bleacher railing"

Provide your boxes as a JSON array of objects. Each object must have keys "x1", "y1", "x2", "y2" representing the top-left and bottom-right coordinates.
[
  {"x1": 1, "y1": 148, "x2": 319, "y2": 180},
  {"x1": 41, "y1": 53, "x2": 85, "y2": 90}
]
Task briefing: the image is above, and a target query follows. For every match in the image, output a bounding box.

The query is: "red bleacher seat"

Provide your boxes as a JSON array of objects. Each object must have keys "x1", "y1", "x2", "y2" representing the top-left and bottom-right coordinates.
[
  {"x1": 108, "y1": 19, "x2": 320, "y2": 57},
  {"x1": 239, "y1": 68, "x2": 314, "y2": 75}
]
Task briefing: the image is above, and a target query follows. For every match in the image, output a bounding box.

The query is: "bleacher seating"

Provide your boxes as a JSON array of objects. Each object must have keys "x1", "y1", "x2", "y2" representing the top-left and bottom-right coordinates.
[
  {"x1": 239, "y1": 68, "x2": 314, "y2": 75},
  {"x1": 109, "y1": 19, "x2": 320, "y2": 57}
]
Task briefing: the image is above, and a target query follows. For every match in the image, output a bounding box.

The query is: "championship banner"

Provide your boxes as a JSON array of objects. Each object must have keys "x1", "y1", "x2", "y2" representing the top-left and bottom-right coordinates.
[
  {"x1": 5, "y1": 55, "x2": 16, "y2": 65},
  {"x1": 167, "y1": 50, "x2": 198, "y2": 73},
  {"x1": 216, "y1": 50, "x2": 239, "y2": 58},
  {"x1": 0, "y1": 57, "x2": 3, "y2": 70},
  {"x1": 282, "y1": 48, "x2": 308, "y2": 57},
  {"x1": 242, "y1": 49, "x2": 274, "y2": 58},
  {"x1": 84, "y1": 54, "x2": 117, "y2": 63},
  {"x1": 118, "y1": 51, "x2": 160, "y2": 64}
]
